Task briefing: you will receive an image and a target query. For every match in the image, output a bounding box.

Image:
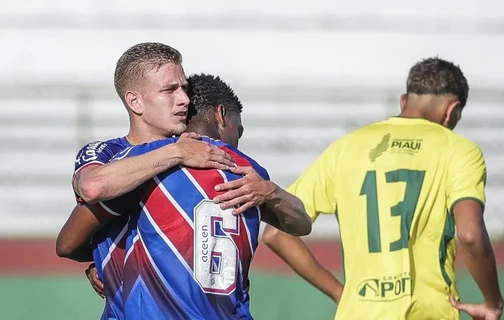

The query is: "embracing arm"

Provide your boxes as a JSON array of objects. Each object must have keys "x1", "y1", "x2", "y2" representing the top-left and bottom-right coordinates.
[
  {"x1": 75, "y1": 133, "x2": 234, "y2": 204},
  {"x1": 56, "y1": 203, "x2": 108, "y2": 262},
  {"x1": 213, "y1": 166, "x2": 311, "y2": 236},
  {"x1": 259, "y1": 183, "x2": 312, "y2": 236},
  {"x1": 74, "y1": 144, "x2": 181, "y2": 203}
]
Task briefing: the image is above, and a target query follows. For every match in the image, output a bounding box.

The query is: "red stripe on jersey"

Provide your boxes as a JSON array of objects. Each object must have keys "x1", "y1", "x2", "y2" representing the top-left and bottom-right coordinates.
[
  {"x1": 102, "y1": 235, "x2": 126, "y2": 298},
  {"x1": 142, "y1": 181, "x2": 194, "y2": 269},
  {"x1": 184, "y1": 168, "x2": 225, "y2": 200},
  {"x1": 220, "y1": 147, "x2": 253, "y2": 167},
  {"x1": 184, "y1": 168, "x2": 252, "y2": 282},
  {"x1": 123, "y1": 238, "x2": 141, "y2": 299}
]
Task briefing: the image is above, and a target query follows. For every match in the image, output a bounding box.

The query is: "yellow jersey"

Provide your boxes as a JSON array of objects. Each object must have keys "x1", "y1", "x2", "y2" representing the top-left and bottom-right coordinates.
[{"x1": 288, "y1": 117, "x2": 486, "y2": 320}]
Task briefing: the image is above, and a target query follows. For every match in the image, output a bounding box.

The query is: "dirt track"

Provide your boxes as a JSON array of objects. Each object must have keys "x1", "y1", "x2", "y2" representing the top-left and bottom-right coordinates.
[{"x1": 2, "y1": 239, "x2": 504, "y2": 275}]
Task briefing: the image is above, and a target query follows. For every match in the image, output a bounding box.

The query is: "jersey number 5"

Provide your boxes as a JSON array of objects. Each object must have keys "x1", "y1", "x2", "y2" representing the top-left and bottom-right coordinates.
[{"x1": 360, "y1": 169, "x2": 425, "y2": 253}]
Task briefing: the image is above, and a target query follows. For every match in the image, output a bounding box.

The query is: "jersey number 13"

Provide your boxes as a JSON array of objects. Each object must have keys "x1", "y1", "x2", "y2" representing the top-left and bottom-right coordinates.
[{"x1": 360, "y1": 169, "x2": 425, "y2": 253}]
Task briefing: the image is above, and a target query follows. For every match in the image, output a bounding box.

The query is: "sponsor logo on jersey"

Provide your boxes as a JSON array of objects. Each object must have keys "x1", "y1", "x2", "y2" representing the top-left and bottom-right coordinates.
[
  {"x1": 391, "y1": 138, "x2": 422, "y2": 155},
  {"x1": 357, "y1": 272, "x2": 410, "y2": 301},
  {"x1": 369, "y1": 133, "x2": 390, "y2": 162},
  {"x1": 75, "y1": 141, "x2": 108, "y2": 166}
]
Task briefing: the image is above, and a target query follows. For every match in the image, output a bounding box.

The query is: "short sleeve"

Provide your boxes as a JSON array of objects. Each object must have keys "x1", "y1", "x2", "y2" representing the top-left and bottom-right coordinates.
[
  {"x1": 287, "y1": 140, "x2": 341, "y2": 222},
  {"x1": 72, "y1": 140, "x2": 127, "y2": 203},
  {"x1": 73, "y1": 141, "x2": 119, "y2": 177},
  {"x1": 446, "y1": 139, "x2": 486, "y2": 213}
]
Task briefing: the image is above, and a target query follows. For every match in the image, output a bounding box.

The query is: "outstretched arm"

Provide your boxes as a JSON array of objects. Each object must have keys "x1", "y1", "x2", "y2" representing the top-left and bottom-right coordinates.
[
  {"x1": 75, "y1": 133, "x2": 235, "y2": 204},
  {"x1": 262, "y1": 225, "x2": 343, "y2": 303},
  {"x1": 214, "y1": 166, "x2": 312, "y2": 236}
]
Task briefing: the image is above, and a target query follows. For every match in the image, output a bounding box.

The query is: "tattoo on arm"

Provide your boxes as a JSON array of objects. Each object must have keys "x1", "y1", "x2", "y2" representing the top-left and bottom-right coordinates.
[{"x1": 152, "y1": 161, "x2": 169, "y2": 170}]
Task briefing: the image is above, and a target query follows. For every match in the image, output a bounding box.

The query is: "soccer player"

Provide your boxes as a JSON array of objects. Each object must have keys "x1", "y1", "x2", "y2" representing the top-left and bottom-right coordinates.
[
  {"x1": 58, "y1": 73, "x2": 312, "y2": 319},
  {"x1": 225, "y1": 58, "x2": 504, "y2": 320},
  {"x1": 56, "y1": 42, "x2": 234, "y2": 319}
]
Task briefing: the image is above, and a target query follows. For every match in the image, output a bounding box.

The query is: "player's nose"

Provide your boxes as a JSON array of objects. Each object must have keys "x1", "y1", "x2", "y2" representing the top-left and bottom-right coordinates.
[{"x1": 177, "y1": 89, "x2": 190, "y2": 107}]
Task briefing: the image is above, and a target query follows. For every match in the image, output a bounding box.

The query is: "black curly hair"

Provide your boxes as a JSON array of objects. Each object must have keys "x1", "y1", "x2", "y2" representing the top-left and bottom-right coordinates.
[
  {"x1": 407, "y1": 57, "x2": 469, "y2": 108},
  {"x1": 186, "y1": 74, "x2": 243, "y2": 119}
]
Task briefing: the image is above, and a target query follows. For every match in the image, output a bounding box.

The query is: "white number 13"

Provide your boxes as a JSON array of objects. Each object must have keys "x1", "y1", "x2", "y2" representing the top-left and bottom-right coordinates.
[{"x1": 194, "y1": 200, "x2": 240, "y2": 295}]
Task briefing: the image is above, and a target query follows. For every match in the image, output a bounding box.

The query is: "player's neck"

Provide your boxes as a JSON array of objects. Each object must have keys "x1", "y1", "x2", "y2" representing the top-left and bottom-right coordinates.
[
  {"x1": 126, "y1": 123, "x2": 169, "y2": 145},
  {"x1": 398, "y1": 110, "x2": 425, "y2": 119},
  {"x1": 186, "y1": 123, "x2": 220, "y2": 141},
  {"x1": 398, "y1": 106, "x2": 430, "y2": 120}
]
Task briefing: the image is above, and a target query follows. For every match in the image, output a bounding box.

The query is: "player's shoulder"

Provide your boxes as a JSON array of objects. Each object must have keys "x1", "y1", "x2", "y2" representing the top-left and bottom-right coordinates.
[
  {"x1": 444, "y1": 130, "x2": 483, "y2": 156},
  {"x1": 75, "y1": 137, "x2": 131, "y2": 170},
  {"x1": 112, "y1": 137, "x2": 179, "y2": 161},
  {"x1": 202, "y1": 137, "x2": 270, "y2": 181}
]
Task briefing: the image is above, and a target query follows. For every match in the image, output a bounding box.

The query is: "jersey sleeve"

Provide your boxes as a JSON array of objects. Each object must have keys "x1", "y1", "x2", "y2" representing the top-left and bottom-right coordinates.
[
  {"x1": 287, "y1": 140, "x2": 341, "y2": 221},
  {"x1": 446, "y1": 139, "x2": 487, "y2": 213},
  {"x1": 72, "y1": 140, "x2": 126, "y2": 204},
  {"x1": 73, "y1": 141, "x2": 123, "y2": 176},
  {"x1": 110, "y1": 138, "x2": 178, "y2": 162}
]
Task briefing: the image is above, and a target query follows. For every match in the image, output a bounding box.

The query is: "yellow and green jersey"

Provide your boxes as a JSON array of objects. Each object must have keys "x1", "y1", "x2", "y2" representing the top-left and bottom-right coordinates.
[{"x1": 288, "y1": 117, "x2": 486, "y2": 320}]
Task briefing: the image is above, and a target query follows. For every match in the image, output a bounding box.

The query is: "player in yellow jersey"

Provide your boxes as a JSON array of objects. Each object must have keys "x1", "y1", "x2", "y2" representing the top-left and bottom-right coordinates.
[{"x1": 255, "y1": 58, "x2": 503, "y2": 320}]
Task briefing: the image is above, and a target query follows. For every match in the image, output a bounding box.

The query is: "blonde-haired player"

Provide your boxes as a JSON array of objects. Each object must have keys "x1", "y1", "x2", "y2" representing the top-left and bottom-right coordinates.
[{"x1": 262, "y1": 57, "x2": 503, "y2": 320}]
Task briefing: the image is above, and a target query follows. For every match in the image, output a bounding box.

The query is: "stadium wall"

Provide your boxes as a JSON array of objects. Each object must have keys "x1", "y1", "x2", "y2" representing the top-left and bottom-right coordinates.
[{"x1": 2, "y1": 0, "x2": 504, "y2": 239}]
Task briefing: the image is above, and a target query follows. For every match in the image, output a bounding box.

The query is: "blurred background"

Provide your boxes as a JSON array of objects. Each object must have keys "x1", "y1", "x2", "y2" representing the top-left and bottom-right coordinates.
[{"x1": 1, "y1": 0, "x2": 504, "y2": 319}]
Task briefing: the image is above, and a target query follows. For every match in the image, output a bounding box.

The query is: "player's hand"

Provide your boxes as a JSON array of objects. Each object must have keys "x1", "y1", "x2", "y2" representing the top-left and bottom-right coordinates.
[
  {"x1": 450, "y1": 295, "x2": 503, "y2": 320},
  {"x1": 174, "y1": 133, "x2": 235, "y2": 170},
  {"x1": 85, "y1": 263, "x2": 105, "y2": 299},
  {"x1": 213, "y1": 166, "x2": 275, "y2": 215}
]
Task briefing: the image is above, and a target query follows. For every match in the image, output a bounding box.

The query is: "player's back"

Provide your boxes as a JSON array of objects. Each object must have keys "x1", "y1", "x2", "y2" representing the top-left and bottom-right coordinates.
[
  {"x1": 116, "y1": 137, "x2": 267, "y2": 320},
  {"x1": 334, "y1": 117, "x2": 485, "y2": 320}
]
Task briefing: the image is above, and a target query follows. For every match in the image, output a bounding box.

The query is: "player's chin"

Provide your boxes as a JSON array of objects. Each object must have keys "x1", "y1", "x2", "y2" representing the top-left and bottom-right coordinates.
[{"x1": 170, "y1": 123, "x2": 187, "y2": 136}]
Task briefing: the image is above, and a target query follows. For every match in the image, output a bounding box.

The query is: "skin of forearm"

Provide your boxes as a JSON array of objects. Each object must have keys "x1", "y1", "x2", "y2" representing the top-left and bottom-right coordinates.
[
  {"x1": 264, "y1": 228, "x2": 343, "y2": 301},
  {"x1": 460, "y1": 236, "x2": 503, "y2": 307},
  {"x1": 264, "y1": 183, "x2": 312, "y2": 236},
  {"x1": 75, "y1": 144, "x2": 182, "y2": 203}
]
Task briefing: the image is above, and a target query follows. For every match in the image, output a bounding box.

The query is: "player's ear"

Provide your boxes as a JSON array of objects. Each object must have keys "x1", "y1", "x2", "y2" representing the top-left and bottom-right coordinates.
[
  {"x1": 444, "y1": 100, "x2": 462, "y2": 130},
  {"x1": 125, "y1": 91, "x2": 143, "y2": 115},
  {"x1": 215, "y1": 105, "x2": 226, "y2": 128},
  {"x1": 400, "y1": 94, "x2": 408, "y2": 112}
]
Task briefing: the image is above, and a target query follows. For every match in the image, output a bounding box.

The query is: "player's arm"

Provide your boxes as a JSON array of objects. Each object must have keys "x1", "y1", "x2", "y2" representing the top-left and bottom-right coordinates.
[
  {"x1": 213, "y1": 166, "x2": 312, "y2": 236},
  {"x1": 75, "y1": 133, "x2": 235, "y2": 204},
  {"x1": 259, "y1": 183, "x2": 312, "y2": 236},
  {"x1": 262, "y1": 225, "x2": 343, "y2": 302},
  {"x1": 56, "y1": 203, "x2": 110, "y2": 262},
  {"x1": 448, "y1": 142, "x2": 503, "y2": 312},
  {"x1": 263, "y1": 141, "x2": 344, "y2": 302}
]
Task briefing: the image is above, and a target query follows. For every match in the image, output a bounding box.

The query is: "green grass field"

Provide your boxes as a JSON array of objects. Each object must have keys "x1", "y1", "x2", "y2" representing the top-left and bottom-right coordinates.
[{"x1": 0, "y1": 271, "x2": 500, "y2": 320}]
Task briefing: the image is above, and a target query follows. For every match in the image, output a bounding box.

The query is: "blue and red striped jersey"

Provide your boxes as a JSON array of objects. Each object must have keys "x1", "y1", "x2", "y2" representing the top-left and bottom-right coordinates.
[
  {"x1": 105, "y1": 136, "x2": 269, "y2": 320},
  {"x1": 73, "y1": 137, "x2": 131, "y2": 320}
]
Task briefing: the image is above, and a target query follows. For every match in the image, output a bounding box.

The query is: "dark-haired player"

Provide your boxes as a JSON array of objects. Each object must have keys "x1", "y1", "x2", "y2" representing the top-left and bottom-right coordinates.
[
  {"x1": 58, "y1": 73, "x2": 312, "y2": 320},
  {"x1": 257, "y1": 57, "x2": 503, "y2": 319}
]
